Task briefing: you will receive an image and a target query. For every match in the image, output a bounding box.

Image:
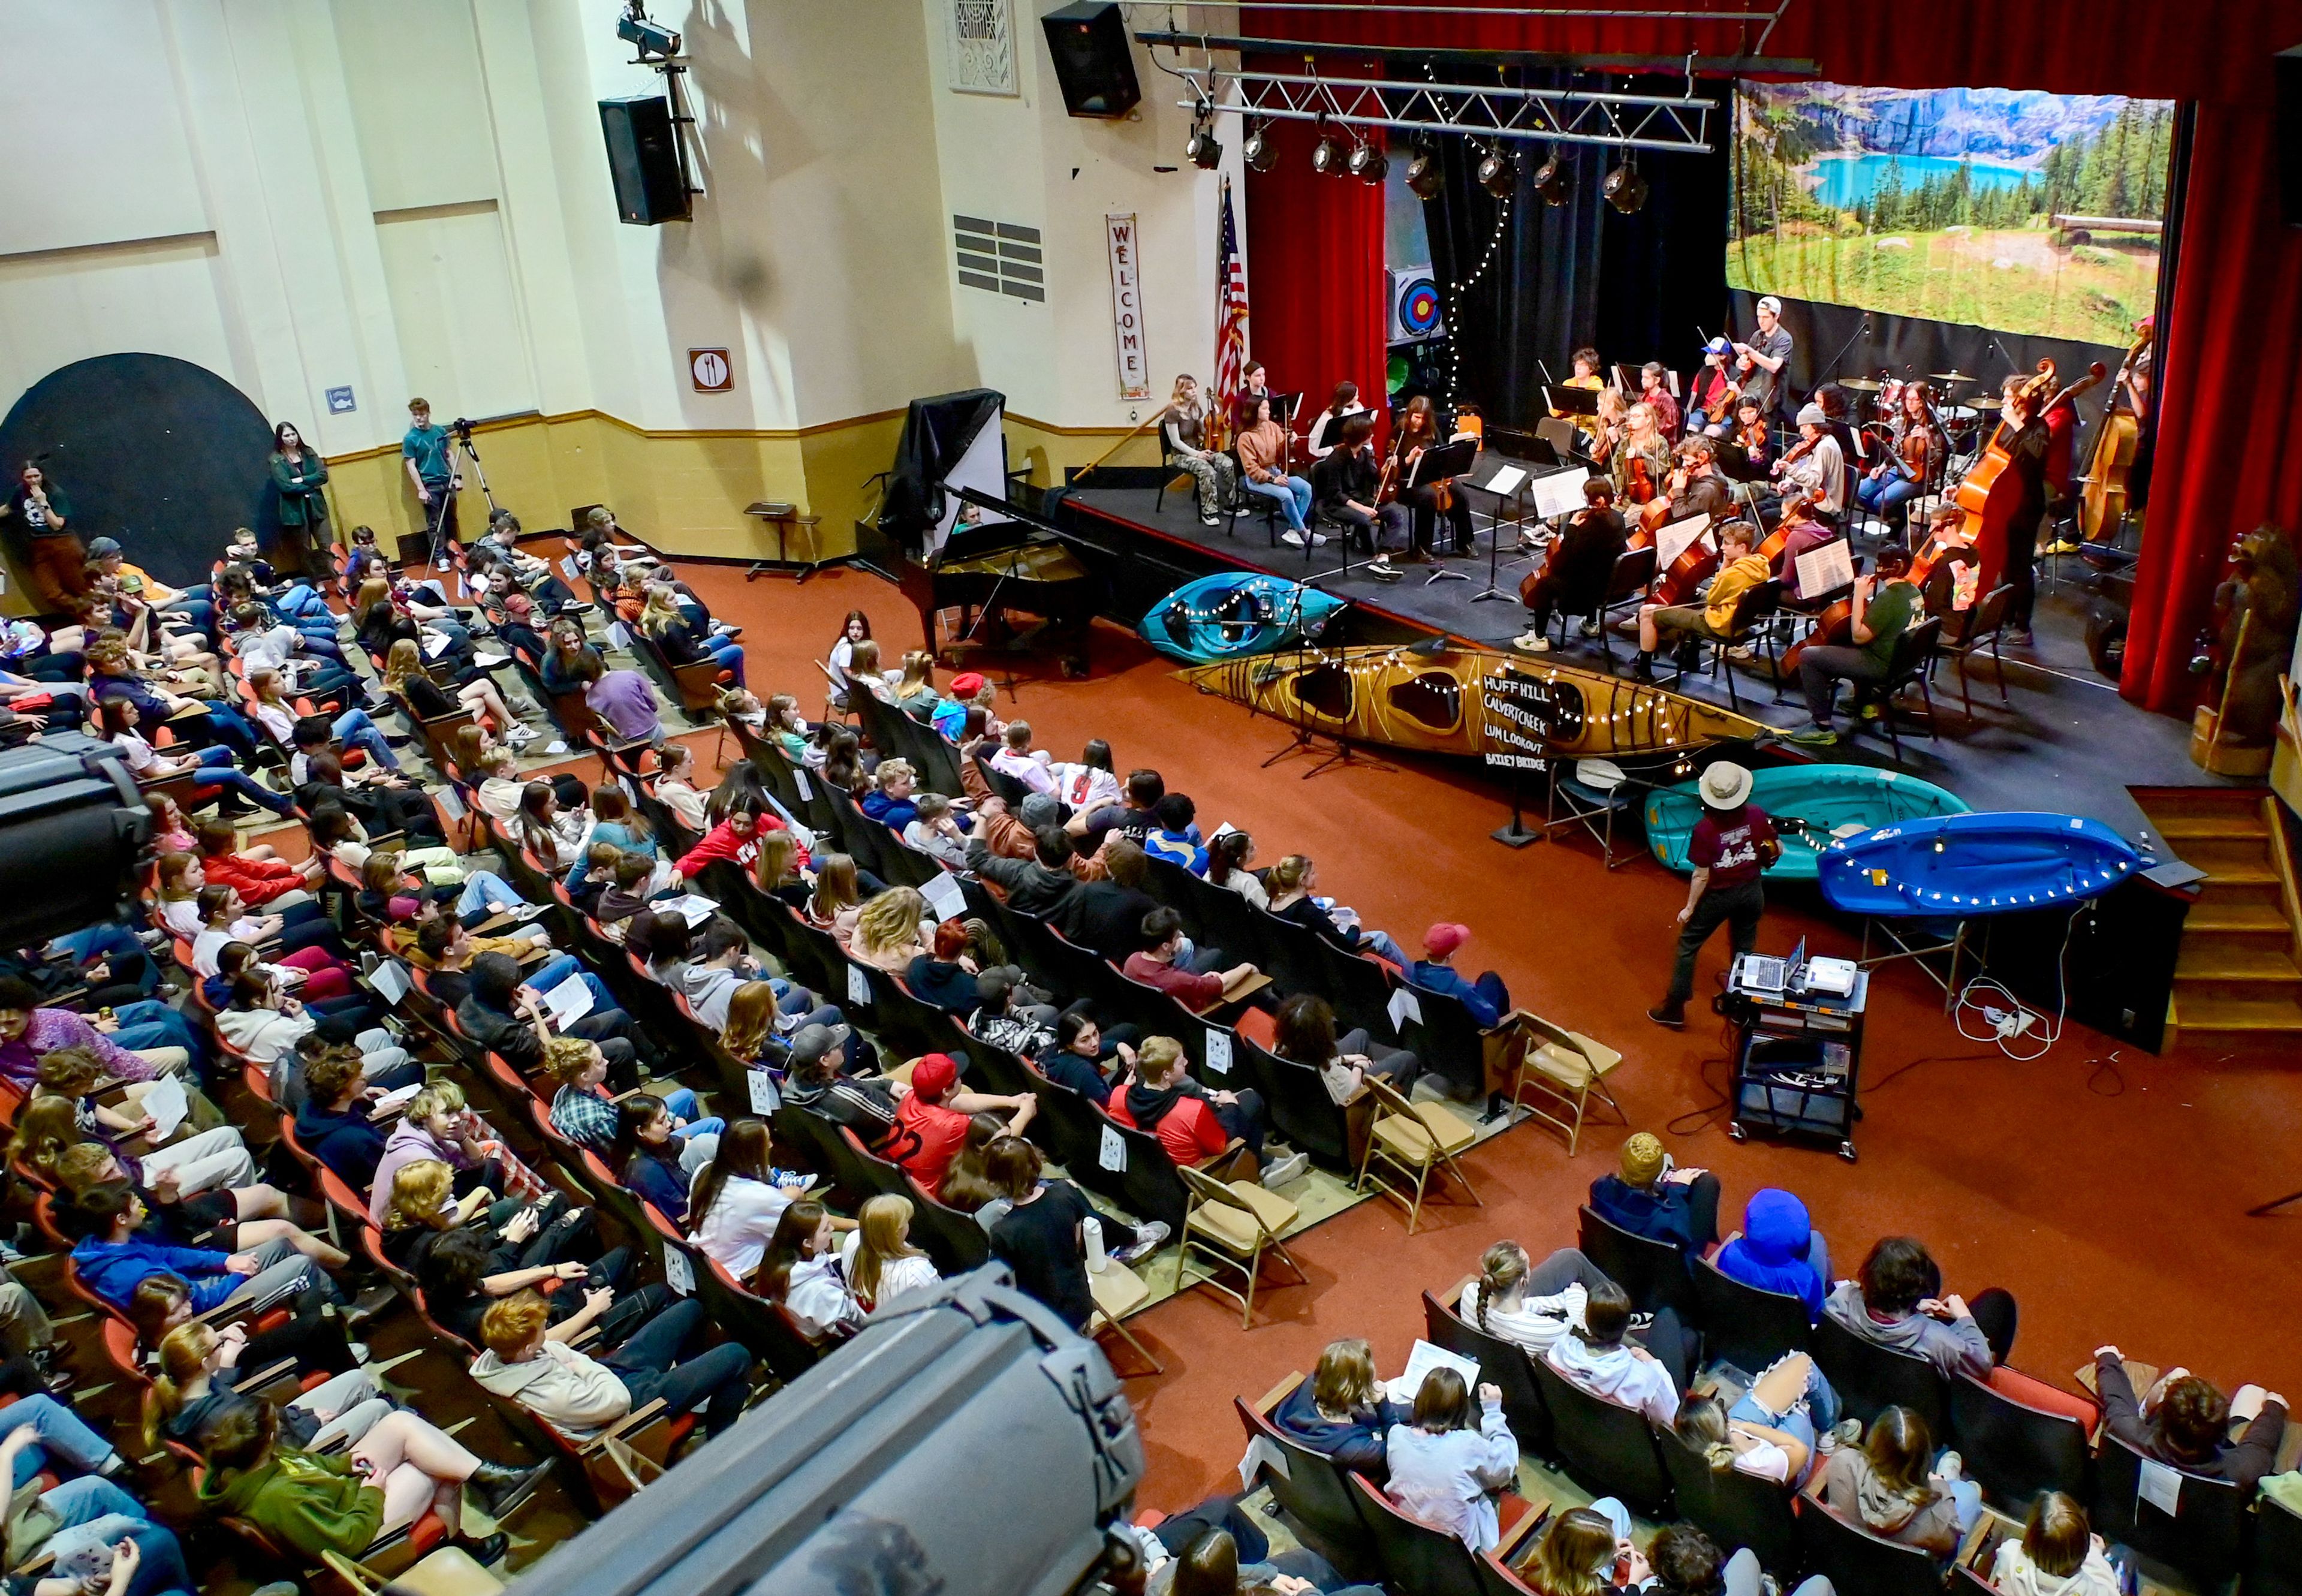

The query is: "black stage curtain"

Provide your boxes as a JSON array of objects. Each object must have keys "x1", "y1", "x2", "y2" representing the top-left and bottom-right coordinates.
[{"x1": 1418, "y1": 70, "x2": 1729, "y2": 430}]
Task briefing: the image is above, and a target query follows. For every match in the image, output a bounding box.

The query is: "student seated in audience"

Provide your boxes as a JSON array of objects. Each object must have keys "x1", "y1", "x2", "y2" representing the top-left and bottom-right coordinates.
[
  {"x1": 475, "y1": 1286, "x2": 753, "y2": 1451},
  {"x1": 901, "y1": 792, "x2": 971, "y2": 870},
  {"x1": 1047, "y1": 737, "x2": 1119, "y2": 815},
  {"x1": 298, "y1": 742, "x2": 444, "y2": 843},
  {"x1": 653, "y1": 742, "x2": 710, "y2": 834},
  {"x1": 674, "y1": 917, "x2": 834, "y2": 1034},
  {"x1": 194, "y1": 1390, "x2": 540, "y2": 1567},
  {"x1": 545, "y1": 1036, "x2": 721, "y2": 1164},
  {"x1": 516, "y1": 780, "x2": 594, "y2": 874},
  {"x1": 1031, "y1": 1010, "x2": 1129, "y2": 1108},
  {"x1": 291, "y1": 1049, "x2": 396, "y2": 1188},
  {"x1": 1984, "y1": 1492, "x2": 2122, "y2": 1596},
  {"x1": 1273, "y1": 993, "x2": 1420, "y2": 1106},
  {"x1": 779, "y1": 1026, "x2": 896, "y2": 1137},
  {"x1": 145, "y1": 1320, "x2": 387, "y2": 1456},
  {"x1": 1111, "y1": 1036, "x2": 1304, "y2": 1188},
  {"x1": 457, "y1": 951, "x2": 647, "y2": 1086},
  {"x1": 966, "y1": 825, "x2": 1080, "y2": 916},
  {"x1": 935, "y1": 1115, "x2": 1010, "y2": 1216},
  {"x1": 861, "y1": 758, "x2": 924, "y2": 832},
  {"x1": 888, "y1": 1052, "x2": 1035, "y2": 1194},
  {"x1": 987, "y1": 719, "x2": 1057, "y2": 795},
  {"x1": 128, "y1": 1272, "x2": 358, "y2": 1390},
  {"x1": 613, "y1": 1097, "x2": 700, "y2": 1222},
  {"x1": 1674, "y1": 1386, "x2": 1815, "y2": 1491},
  {"x1": 804, "y1": 853, "x2": 866, "y2": 933},
  {"x1": 1820, "y1": 1404, "x2": 1979, "y2": 1557},
  {"x1": 1640, "y1": 1522, "x2": 1834, "y2": 1596},
  {"x1": 379, "y1": 1158, "x2": 603, "y2": 1291},
  {"x1": 1123, "y1": 907, "x2": 1258, "y2": 1010},
  {"x1": 0, "y1": 978, "x2": 187, "y2": 1091},
  {"x1": 1385, "y1": 1366, "x2": 1520, "y2": 1553},
  {"x1": 1543, "y1": 1278, "x2": 1694, "y2": 1426},
  {"x1": 847, "y1": 885, "x2": 936, "y2": 971},
  {"x1": 1263, "y1": 856, "x2": 1409, "y2": 965},
  {"x1": 1202, "y1": 829, "x2": 1267, "y2": 910},
  {"x1": 965, "y1": 789, "x2": 1065, "y2": 869},
  {"x1": 1458, "y1": 1239, "x2": 1611, "y2": 1356},
  {"x1": 67, "y1": 1181, "x2": 347, "y2": 1318},
  {"x1": 308, "y1": 803, "x2": 466, "y2": 883},
  {"x1": 194, "y1": 819, "x2": 320, "y2": 910},
  {"x1": 1524, "y1": 1507, "x2": 1637, "y2": 1596},
  {"x1": 904, "y1": 918, "x2": 986, "y2": 1013},
  {"x1": 984, "y1": 1137, "x2": 1162, "y2": 1330},
  {"x1": 757, "y1": 1200, "x2": 864, "y2": 1336},
  {"x1": 842, "y1": 1197, "x2": 939, "y2": 1308},
  {"x1": 966, "y1": 967, "x2": 1057, "y2": 1055},
  {"x1": 640, "y1": 580, "x2": 745, "y2": 686},
  {"x1": 2091, "y1": 1345, "x2": 2288, "y2": 1489},
  {"x1": 586, "y1": 782, "x2": 655, "y2": 858},
  {"x1": 1823, "y1": 1234, "x2": 2015, "y2": 1378},
  {"x1": 367, "y1": 1082, "x2": 521, "y2": 1225},
  {"x1": 1154, "y1": 1524, "x2": 1384, "y2": 1596},
  {"x1": 98, "y1": 696, "x2": 291, "y2": 817},
  {"x1": 673, "y1": 795, "x2": 805, "y2": 879},
  {"x1": 1063, "y1": 766, "x2": 1166, "y2": 851},
  {"x1": 589, "y1": 853, "x2": 658, "y2": 929},
  {"x1": 1713, "y1": 1187, "x2": 1830, "y2": 1320},
  {"x1": 26, "y1": 1046, "x2": 248, "y2": 1190},
  {"x1": 188, "y1": 879, "x2": 348, "y2": 977},
  {"x1": 406, "y1": 918, "x2": 563, "y2": 1010},
  {"x1": 1270, "y1": 1337, "x2": 1405, "y2": 1478},
  {"x1": 1142, "y1": 794, "x2": 1208, "y2": 872},
  {"x1": 688, "y1": 1120, "x2": 824, "y2": 1279},
  {"x1": 1051, "y1": 837, "x2": 1156, "y2": 962},
  {"x1": 0, "y1": 1411, "x2": 202, "y2": 1596},
  {"x1": 1407, "y1": 922, "x2": 1511, "y2": 1028},
  {"x1": 1587, "y1": 1131, "x2": 1719, "y2": 1251},
  {"x1": 749, "y1": 827, "x2": 812, "y2": 910}
]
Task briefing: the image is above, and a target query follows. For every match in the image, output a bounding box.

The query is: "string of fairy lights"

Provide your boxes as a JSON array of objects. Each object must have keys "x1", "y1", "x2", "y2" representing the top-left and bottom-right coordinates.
[{"x1": 1442, "y1": 198, "x2": 1514, "y2": 421}]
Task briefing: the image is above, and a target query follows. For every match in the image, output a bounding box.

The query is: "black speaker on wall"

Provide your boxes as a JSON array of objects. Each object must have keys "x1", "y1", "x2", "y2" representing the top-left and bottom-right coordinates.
[
  {"x1": 1041, "y1": 2, "x2": 1139, "y2": 119},
  {"x1": 2278, "y1": 44, "x2": 2302, "y2": 226},
  {"x1": 599, "y1": 94, "x2": 690, "y2": 225}
]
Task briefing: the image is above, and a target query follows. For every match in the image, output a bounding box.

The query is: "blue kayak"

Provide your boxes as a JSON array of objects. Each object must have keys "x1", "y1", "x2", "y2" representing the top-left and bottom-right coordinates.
[
  {"x1": 1817, "y1": 811, "x2": 2144, "y2": 917},
  {"x1": 1645, "y1": 764, "x2": 1969, "y2": 881},
  {"x1": 1139, "y1": 573, "x2": 1346, "y2": 663}
]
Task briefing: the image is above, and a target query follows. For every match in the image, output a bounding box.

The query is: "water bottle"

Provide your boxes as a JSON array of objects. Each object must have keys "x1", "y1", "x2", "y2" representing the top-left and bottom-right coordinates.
[{"x1": 1083, "y1": 1215, "x2": 1108, "y2": 1273}]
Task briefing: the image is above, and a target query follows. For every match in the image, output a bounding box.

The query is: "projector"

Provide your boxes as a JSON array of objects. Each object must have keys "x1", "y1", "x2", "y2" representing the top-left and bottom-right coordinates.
[{"x1": 1803, "y1": 956, "x2": 1858, "y2": 997}]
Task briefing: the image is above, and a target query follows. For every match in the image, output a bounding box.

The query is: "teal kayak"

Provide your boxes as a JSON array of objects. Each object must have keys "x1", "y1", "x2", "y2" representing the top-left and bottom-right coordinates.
[
  {"x1": 1139, "y1": 573, "x2": 1346, "y2": 663},
  {"x1": 1644, "y1": 764, "x2": 1970, "y2": 880}
]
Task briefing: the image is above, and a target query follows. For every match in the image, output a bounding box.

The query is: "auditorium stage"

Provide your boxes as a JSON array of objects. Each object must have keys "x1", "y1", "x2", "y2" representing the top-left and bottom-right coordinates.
[{"x1": 1058, "y1": 481, "x2": 2239, "y2": 853}]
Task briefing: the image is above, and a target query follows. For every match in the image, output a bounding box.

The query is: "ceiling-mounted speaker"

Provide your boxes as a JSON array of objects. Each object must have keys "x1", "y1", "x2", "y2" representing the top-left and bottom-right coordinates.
[{"x1": 1040, "y1": 2, "x2": 1140, "y2": 119}]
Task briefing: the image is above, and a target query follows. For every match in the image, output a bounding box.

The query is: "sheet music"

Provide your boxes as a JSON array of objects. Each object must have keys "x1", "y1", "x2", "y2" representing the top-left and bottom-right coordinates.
[
  {"x1": 1530, "y1": 468, "x2": 1595, "y2": 521},
  {"x1": 1795, "y1": 538, "x2": 1856, "y2": 597},
  {"x1": 1382, "y1": 1340, "x2": 1486, "y2": 1404},
  {"x1": 1483, "y1": 465, "x2": 1528, "y2": 499},
  {"x1": 1656, "y1": 514, "x2": 1715, "y2": 571}
]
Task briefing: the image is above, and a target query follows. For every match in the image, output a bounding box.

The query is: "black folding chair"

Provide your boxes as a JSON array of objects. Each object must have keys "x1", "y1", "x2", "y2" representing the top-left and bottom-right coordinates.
[
  {"x1": 1576, "y1": 1203, "x2": 1697, "y2": 1324},
  {"x1": 1690, "y1": 1253, "x2": 1810, "y2": 1375},
  {"x1": 1529, "y1": 1355, "x2": 1673, "y2": 1513},
  {"x1": 2091, "y1": 1429, "x2": 2249, "y2": 1590},
  {"x1": 1656, "y1": 1426, "x2": 1798, "y2": 1576}
]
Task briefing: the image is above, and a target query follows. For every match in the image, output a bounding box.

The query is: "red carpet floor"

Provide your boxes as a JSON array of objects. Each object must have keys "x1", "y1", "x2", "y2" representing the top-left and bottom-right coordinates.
[{"x1": 682, "y1": 561, "x2": 2302, "y2": 1511}]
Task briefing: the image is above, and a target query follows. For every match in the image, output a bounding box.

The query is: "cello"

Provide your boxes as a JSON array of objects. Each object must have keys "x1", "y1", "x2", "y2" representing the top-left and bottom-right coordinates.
[
  {"x1": 1953, "y1": 360, "x2": 2105, "y2": 594},
  {"x1": 2078, "y1": 328, "x2": 2150, "y2": 542}
]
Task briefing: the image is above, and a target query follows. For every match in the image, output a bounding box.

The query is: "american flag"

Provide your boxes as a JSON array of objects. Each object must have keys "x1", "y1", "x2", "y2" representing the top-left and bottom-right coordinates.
[{"x1": 1209, "y1": 176, "x2": 1250, "y2": 450}]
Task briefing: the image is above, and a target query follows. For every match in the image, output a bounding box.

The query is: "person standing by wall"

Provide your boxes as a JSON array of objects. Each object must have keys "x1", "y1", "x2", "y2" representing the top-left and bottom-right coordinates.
[
  {"x1": 1650, "y1": 761, "x2": 1778, "y2": 1028},
  {"x1": 6, "y1": 463, "x2": 87, "y2": 615},
  {"x1": 402, "y1": 399, "x2": 462, "y2": 553},
  {"x1": 269, "y1": 422, "x2": 329, "y2": 578}
]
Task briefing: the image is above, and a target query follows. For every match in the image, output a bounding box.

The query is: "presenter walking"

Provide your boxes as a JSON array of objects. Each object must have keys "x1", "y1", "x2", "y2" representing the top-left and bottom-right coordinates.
[
  {"x1": 403, "y1": 398, "x2": 463, "y2": 554},
  {"x1": 1650, "y1": 761, "x2": 1779, "y2": 1028}
]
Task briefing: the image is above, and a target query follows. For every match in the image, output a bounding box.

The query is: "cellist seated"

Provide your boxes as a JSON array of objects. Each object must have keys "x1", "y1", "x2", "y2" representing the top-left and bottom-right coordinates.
[
  {"x1": 1631, "y1": 520, "x2": 1770, "y2": 682},
  {"x1": 1787, "y1": 546, "x2": 1921, "y2": 747},
  {"x1": 1772, "y1": 495, "x2": 1849, "y2": 610}
]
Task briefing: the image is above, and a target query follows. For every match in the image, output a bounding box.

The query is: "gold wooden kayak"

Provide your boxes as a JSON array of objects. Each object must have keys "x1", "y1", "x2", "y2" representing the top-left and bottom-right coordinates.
[{"x1": 1179, "y1": 642, "x2": 1765, "y2": 762}]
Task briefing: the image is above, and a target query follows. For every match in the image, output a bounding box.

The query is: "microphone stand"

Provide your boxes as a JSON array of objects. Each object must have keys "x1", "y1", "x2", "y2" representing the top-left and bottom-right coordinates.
[{"x1": 1813, "y1": 316, "x2": 1872, "y2": 400}]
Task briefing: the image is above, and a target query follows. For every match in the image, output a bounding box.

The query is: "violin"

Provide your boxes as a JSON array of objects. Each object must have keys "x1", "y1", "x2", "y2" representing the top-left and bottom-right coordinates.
[{"x1": 1772, "y1": 432, "x2": 1819, "y2": 479}]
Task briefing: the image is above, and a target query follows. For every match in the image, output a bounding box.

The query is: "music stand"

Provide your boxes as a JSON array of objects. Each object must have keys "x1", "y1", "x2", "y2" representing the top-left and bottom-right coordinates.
[
  {"x1": 1459, "y1": 456, "x2": 1536, "y2": 606},
  {"x1": 1544, "y1": 385, "x2": 1601, "y2": 421},
  {"x1": 1409, "y1": 438, "x2": 1481, "y2": 586}
]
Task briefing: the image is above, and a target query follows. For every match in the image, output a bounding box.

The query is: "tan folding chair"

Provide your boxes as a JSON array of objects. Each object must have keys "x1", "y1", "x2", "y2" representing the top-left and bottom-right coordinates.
[
  {"x1": 1086, "y1": 1260, "x2": 1164, "y2": 1375},
  {"x1": 1175, "y1": 1161, "x2": 1304, "y2": 1327},
  {"x1": 1509, "y1": 1015, "x2": 1625, "y2": 1155},
  {"x1": 321, "y1": 1545, "x2": 505, "y2": 1596},
  {"x1": 1355, "y1": 1071, "x2": 1482, "y2": 1235}
]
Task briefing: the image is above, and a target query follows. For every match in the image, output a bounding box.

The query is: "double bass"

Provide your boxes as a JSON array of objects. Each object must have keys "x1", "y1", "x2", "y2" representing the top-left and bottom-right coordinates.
[
  {"x1": 1953, "y1": 359, "x2": 2105, "y2": 594},
  {"x1": 2078, "y1": 328, "x2": 2151, "y2": 542}
]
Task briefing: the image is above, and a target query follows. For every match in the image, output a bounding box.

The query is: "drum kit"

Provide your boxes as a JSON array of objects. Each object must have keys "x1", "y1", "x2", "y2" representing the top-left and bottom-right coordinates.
[{"x1": 1839, "y1": 369, "x2": 1997, "y2": 448}]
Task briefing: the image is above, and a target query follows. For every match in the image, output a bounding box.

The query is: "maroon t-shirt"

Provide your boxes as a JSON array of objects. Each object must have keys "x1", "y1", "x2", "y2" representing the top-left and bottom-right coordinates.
[{"x1": 1689, "y1": 804, "x2": 1777, "y2": 889}]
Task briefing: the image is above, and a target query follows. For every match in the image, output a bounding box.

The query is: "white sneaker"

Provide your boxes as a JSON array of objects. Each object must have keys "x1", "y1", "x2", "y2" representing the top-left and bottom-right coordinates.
[
  {"x1": 1309, "y1": 532, "x2": 1329, "y2": 546},
  {"x1": 1281, "y1": 531, "x2": 1306, "y2": 549},
  {"x1": 505, "y1": 724, "x2": 538, "y2": 745},
  {"x1": 1934, "y1": 1450, "x2": 1964, "y2": 1483},
  {"x1": 1512, "y1": 633, "x2": 1550, "y2": 652},
  {"x1": 1114, "y1": 1220, "x2": 1170, "y2": 1264},
  {"x1": 1260, "y1": 1151, "x2": 1309, "y2": 1188},
  {"x1": 1200, "y1": 513, "x2": 1222, "y2": 527}
]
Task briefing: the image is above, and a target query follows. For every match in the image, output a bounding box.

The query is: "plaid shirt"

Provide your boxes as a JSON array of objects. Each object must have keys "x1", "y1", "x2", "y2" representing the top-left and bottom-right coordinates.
[{"x1": 550, "y1": 1083, "x2": 619, "y2": 1152}]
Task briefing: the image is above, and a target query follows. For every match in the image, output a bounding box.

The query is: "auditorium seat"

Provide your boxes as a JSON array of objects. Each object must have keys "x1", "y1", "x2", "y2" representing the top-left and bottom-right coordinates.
[
  {"x1": 1350, "y1": 1471, "x2": 1544, "y2": 1596},
  {"x1": 1947, "y1": 1366, "x2": 2092, "y2": 1513},
  {"x1": 2090, "y1": 1429, "x2": 2250, "y2": 1589},
  {"x1": 1656, "y1": 1424, "x2": 1798, "y2": 1576},
  {"x1": 1575, "y1": 1203, "x2": 1698, "y2": 1325},
  {"x1": 1234, "y1": 1390, "x2": 1381, "y2": 1583},
  {"x1": 1691, "y1": 1252, "x2": 1811, "y2": 1375},
  {"x1": 1421, "y1": 1287, "x2": 1548, "y2": 1453},
  {"x1": 1811, "y1": 1312, "x2": 1951, "y2": 1439},
  {"x1": 1529, "y1": 1353, "x2": 1671, "y2": 1513},
  {"x1": 1794, "y1": 1495, "x2": 1943, "y2": 1596}
]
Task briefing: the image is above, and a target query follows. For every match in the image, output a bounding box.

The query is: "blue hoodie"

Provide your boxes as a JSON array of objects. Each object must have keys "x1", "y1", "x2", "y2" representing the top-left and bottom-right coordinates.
[{"x1": 1715, "y1": 1187, "x2": 1825, "y2": 1319}]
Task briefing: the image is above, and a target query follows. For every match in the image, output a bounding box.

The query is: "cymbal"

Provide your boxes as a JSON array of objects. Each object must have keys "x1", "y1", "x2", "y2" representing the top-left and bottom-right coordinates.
[
  {"x1": 1838, "y1": 377, "x2": 1885, "y2": 392},
  {"x1": 1930, "y1": 370, "x2": 1976, "y2": 383},
  {"x1": 1967, "y1": 395, "x2": 2002, "y2": 409}
]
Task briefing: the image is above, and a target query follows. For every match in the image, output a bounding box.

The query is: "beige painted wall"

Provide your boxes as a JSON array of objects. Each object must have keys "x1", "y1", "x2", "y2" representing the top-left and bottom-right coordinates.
[{"x1": 0, "y1": 0, "x2": 1222, "y2": 597}]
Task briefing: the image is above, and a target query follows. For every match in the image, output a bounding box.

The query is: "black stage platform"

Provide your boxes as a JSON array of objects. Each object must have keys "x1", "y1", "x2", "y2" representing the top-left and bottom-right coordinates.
[{"x1": 1061, "y1": 481, "x2": 2241, "y2": 856}]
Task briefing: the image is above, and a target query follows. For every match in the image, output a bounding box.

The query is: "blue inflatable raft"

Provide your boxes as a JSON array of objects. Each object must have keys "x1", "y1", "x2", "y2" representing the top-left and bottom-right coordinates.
[
  {"x1": 1645, "y1": 764, "x2": 1970, "y2": 881},
  {"x1": 1139, "y1": 573, "x2": 1346, "y2": 664},
  {"x1": 1817, "y1": 811, "x2": 2144, "y2": 917}
]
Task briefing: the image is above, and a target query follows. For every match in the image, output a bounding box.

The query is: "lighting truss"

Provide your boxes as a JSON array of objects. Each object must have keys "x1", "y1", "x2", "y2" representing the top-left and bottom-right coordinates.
[{"x1": 1165, "y1": 65, "x2": 1715, "y2": 153}]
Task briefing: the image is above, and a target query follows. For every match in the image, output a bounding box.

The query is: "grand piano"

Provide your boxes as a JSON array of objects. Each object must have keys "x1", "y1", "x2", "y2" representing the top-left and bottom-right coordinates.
[{"x1": 891, "y1": 488, "x2": 1102, "y2": 677}]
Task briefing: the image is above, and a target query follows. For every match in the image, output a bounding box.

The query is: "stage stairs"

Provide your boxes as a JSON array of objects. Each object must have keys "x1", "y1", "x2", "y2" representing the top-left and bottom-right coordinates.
[{"x1": 2135, "y1": 787, "x2": 2302, "y2": 1044}]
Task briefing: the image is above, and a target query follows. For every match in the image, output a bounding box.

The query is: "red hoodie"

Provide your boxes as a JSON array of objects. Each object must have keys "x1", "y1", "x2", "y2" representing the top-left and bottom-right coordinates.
[
  {"x1": 200, "y1": 850, "x2": 306, "y2": 907},
  {"x1": 673, "y1": 814, "x2": 809, "y2": 879}
]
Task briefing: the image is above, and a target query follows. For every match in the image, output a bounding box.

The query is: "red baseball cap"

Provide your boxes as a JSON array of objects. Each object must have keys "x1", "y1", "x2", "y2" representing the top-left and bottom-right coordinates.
[
  {"x1": 1423, "y1": 922, "x2": 1470, "y2": 957},
  {"x1": 949, "y1": 672, "x2": 986, "y2": 696},
  {"x1": 911, "y1": 1053, "x2": 960, "y2": 1098}
]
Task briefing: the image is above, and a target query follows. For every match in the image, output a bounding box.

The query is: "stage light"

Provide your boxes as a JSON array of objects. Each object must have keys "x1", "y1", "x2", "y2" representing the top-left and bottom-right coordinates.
[
  {"x1": 1348, "y1": 141, "x2": 1388, "y2": 184},
  {"x1": 1242, "y1": 120, "x2": 1277, "y2": 173},
  {"x1": 1403, "y1": 144, "x2": 1442, "y2": 197},
  {"x1": 1311, "y1": 125, "x2": 1348, "y2": 177},
  {"x1": 1532, "y1": 146, "x2": 1574, "y2": 206},
  {"x1": 1186, "y1": 104, "x2": 1222, "y2": 170},
  {"x1": 1603, "y1": 159, "x2": 1649, "y2": 213},
  {"x1": 617, "y1": 1, "x2": 680, "y2": 58},
  {"x1": 1476, "y1": 144, "x2": 1515, "y2": 198}
]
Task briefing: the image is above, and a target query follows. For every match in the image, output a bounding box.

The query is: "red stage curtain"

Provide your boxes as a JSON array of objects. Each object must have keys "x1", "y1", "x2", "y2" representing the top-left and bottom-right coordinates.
[
  {"x1": 1245, "y1": 118, "x2": 1389, "y2": 453},
  {"x1": 2122, "y1": 102, "x2": 2302, "y2": 709},
  {"x1": 1243, "y1": 0, "x2": 2302, "y2": 710}
]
